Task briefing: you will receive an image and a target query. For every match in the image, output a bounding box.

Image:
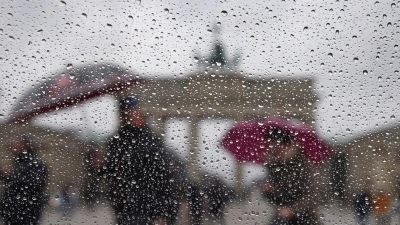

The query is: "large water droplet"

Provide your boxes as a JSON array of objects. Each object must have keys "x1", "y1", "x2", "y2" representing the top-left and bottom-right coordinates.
[
  {"x1": 164, "y1": 8, "x2": 169, "y2": 14},
  {"x1": 221, "y1": 10, "x2": 228, "y2": 17},
  {"x1": 363, "y1": 70, "x2": 368, "y2": 75}
]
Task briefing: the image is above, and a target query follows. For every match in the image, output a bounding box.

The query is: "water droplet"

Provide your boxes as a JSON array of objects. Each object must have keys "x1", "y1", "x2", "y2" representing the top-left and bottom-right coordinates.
[
  {"x1": 353, "y1": 57, "x2": 359, "y2": 63},
  {"x1": 164, "y1": 8, "x2": 169, "y2": 14},
  {"x1": 9, "y1": 36, "x2": 15, "y2": 41},
  {"x1": 107, "y1": 23, "x2": 112, "y2": 27},
  {"x1": 303, "y1": 26, "x2": 309, "y2": 31},
  {"x1": 136, "y1": 0, "x2": 141, "y2": 4},
  {"x1": 390, "y1": 115, "x2": 396, "y2": 119},
  {"x1": 363, "y1": 70, "x2": 368, "y2": 75},
  {"x1": 67, "y1": 63, "x2": 73, "y2": 70},
  {"x1": 328, "y1": 53, "x2": 333, "y2": 58},
  {"x1": 221, "y1": 10, "x2": 228, "y2": 17},
  {"x1": 81, "y1": 13, "x2": 87, "y2": 18},
  {"x1": 391, "y1": 3, "x2": 396, "y2": 8},
  {"x1": 7, "y1": 13, "x2": 13, "y2": 18},
  {"x1": 60, "y1": 1, "x2": 66, "y2": 6},
  {"x1": 217, "y1": 22, "x2": 221, "y2": 26}
]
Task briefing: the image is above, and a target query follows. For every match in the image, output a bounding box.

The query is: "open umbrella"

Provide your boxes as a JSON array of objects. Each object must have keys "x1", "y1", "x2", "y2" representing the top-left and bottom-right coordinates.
[
  {"x1": 7, "y1": 63, "x2": 143, "y2": 124},
  {"x1": 220, "y1": 116, "x2": 332, "y2": 166}
]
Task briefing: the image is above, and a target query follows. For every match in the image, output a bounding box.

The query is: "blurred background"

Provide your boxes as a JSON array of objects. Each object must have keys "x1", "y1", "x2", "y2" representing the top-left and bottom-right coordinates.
[{"x1": 1, "y1": 0, "x2": 400, "y2": 224}]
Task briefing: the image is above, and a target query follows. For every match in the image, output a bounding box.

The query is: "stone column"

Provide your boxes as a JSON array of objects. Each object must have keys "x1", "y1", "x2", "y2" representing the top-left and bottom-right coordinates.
[
  {"x1": 233, "y1": 115, "x2": 245, "y2": 197},
  {"x1": 150, "y1": 116, "x2": 166, "y2": 137},
  {"x1": 187, "y1": 116, "x2": 201, "y2": 184}
]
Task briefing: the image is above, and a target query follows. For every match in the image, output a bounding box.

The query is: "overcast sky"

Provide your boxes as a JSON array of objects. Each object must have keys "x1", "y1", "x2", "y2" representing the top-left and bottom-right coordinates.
[{"x1": 1, "y1": 0, "x2": 400, "y2": 184}]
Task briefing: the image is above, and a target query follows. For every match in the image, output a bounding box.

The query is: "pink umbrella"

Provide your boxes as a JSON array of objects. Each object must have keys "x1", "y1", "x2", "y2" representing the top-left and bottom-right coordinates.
[{"x1": 220, "y1": 116, "x2": 332, "y2": 166}]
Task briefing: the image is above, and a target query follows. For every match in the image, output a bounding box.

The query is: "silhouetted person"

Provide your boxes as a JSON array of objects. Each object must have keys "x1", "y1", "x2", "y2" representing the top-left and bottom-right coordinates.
[
  {"x1": 100, "y1": 97, "x2": 179, "y2": 225},
  {"x1": 0, "y1": 135, "x2": 49, "y2": 225},
  {"x1": 83, "y1": 150, "x2": 104, "y2": 207},
  {"x1": 262, "y1": 129, "x2": 321, "y2": 225},
  {"x1": 353, "y1": 192, "x2": 371, "y2": 225},
  {"x1": 205, "y1": 178, "x2": 231, "y2": 225}
]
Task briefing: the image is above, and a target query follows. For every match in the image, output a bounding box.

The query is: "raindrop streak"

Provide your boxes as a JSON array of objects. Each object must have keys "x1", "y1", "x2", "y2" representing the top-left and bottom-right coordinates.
[{"x1": 221, "y1": 10, "x2": 228, "y2": 16}]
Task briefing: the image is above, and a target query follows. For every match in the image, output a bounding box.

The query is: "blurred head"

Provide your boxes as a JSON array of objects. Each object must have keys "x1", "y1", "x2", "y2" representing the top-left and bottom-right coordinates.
[
  {"x1": 267, "y1": 128, "x2": 297, "y2": 160},
  {"x1": 119, "y1": 97, "x2": 146, "y2": 127},
  {"x1": 9, "y1": 135, "x2": 31, "y2": 156}
]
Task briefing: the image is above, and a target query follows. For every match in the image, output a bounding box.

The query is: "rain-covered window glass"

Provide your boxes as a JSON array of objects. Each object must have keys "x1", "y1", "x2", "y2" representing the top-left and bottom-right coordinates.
[{"x1": 1, "y1": 1, "x2": 399, "y2": 225}]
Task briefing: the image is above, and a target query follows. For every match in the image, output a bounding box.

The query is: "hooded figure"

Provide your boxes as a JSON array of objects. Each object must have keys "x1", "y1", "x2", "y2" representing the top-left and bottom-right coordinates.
[
  {"x1": 101, "y1": 97, "x2": 180, "y2": 225},
  {"x1": 0, "y1": 135, "x2": 49, "y2": 225}
]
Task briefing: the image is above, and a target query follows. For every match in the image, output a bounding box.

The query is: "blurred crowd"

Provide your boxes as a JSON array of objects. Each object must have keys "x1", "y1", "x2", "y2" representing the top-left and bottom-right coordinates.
[{"x1": 1, "y1": 97, "x2": 400, "y2": 225}]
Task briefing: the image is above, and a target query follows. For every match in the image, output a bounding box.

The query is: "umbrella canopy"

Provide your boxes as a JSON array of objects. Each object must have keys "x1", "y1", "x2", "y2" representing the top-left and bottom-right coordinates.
[
  {"x1": 7, "y1": 63, "x2": 143, "y2": 124},
  {"x1": 220, "y1": 116, "x2": 332, "y2": 166}
]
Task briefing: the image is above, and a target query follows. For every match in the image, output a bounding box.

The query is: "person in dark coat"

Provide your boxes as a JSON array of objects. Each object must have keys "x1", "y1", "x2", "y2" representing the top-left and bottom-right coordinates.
[
  {"x1": 262, "y1": 129, "x2": 321, "y2": 225},
  {"x1": 0, "y1": 135, "x2": 49, "y2": 225},
  {"x1": 100, "y1": 97, "x2": 179, "y2": 225},
  {"x1": 353, "y1": 192, "x2": 371, "y2": 225}
]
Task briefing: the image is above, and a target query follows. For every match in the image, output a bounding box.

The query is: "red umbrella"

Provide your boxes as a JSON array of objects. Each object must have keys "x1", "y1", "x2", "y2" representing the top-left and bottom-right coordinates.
[
  {"x1": 7, "y1": 63, "x2": 143, "y2": 124},
  {"x1": 220, "y1": 116, "x2": 332, "y2": 166}
]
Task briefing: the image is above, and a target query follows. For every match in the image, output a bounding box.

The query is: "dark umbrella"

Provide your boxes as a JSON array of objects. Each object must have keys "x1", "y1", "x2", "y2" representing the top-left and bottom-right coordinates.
[
  {"x1": 220, "y1": 116, "x2": 332, "y2": 166},
  {"x1": 7, "y1": 63, "x2": 143, "y2": 124}
]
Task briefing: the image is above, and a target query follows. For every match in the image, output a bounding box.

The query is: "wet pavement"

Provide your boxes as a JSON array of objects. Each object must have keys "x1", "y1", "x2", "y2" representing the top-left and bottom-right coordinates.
[{"x1": 39, "y1": 188, "x2": 400, "y2": 225}]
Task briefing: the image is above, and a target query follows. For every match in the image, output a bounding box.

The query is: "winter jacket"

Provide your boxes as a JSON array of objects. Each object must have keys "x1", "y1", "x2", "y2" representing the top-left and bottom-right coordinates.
[
  {"x1": 263, "y1": 152, "x2": 321, "y2": 224},
  {"x1": 104, "y1": 124, "x2": 180, "y2": 222},
  {"x1": 0, "y1": 151, "x2": 48, "y2": 225}
]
